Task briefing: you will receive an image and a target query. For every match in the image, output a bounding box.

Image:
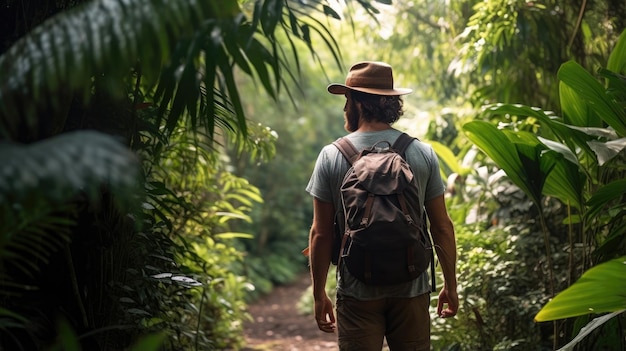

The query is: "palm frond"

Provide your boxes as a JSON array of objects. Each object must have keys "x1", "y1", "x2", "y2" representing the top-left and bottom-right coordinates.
[
  {"x1": 0, "y1": 0, "x2": 356, "y2": 143},
  {"x1": 0, "y1": 0, "x2": 236, "y2": 140}
]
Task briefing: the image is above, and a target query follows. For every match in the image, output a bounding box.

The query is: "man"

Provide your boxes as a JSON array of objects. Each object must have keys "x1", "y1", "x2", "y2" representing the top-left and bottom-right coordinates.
[{"x1": 306, "y1": 61, "x2": 458, "y2": 351}]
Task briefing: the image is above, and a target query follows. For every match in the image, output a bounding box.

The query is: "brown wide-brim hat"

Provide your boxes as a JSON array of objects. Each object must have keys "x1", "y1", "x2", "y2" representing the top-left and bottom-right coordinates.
[{"x1": 327, "y1": 61, "x2": 412, "y2": 96}]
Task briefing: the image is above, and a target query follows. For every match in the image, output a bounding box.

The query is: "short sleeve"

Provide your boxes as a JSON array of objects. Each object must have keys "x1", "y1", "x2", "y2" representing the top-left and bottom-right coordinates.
[
  {"x1": 305, "y1": 146, "x2": 334, "y2": 203},
  {"x1": 423, "y1": 145, "x2": 445, "y2": 201}
]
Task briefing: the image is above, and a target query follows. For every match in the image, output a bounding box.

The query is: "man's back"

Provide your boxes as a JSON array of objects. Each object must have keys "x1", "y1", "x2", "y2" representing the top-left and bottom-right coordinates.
[
  {"x1": 306, "y1": 128, "x2": 444, "y2": 299},
  {"x1": 309, "y1": 129, "x2": 444, "y2": 223}
]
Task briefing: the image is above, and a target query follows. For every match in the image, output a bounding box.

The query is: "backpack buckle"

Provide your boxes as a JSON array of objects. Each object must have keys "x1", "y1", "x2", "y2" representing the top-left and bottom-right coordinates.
[
  {"x1": 371, "y1": 140, "x2": 392, "y2": 153},
  {"x1": 405, "y1": 215, "x2": 414, "y2": 225}
]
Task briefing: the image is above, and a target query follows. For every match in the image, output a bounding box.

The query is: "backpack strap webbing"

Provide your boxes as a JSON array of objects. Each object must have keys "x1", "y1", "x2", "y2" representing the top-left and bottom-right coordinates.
[
  {"x1": 334, "y1": 133, "x2": 415, "y2": 163},
  {"x1": 333, "y1": 137, "x2": 360, "y2": 165},
  {"x1": 391, "y1": 132, "x2": 416, "y2": 157},
  {"x1": 394, "y1": 133, "x2": 438, "y2": 292},
  {"x1": 332, "y1": 137, "x2": 359, "y2": 273}
]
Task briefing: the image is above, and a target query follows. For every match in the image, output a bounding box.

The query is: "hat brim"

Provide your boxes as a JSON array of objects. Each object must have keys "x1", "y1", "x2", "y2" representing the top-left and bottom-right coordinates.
[{"x1": 327, "y1": 83, "x2": 412, "y2": 96}]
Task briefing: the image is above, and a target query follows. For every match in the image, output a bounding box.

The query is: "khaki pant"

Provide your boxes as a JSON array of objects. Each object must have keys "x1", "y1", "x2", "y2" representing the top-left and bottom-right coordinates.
[{"x1": 336, "y1": 293, "x2": 431, "y2": 351}]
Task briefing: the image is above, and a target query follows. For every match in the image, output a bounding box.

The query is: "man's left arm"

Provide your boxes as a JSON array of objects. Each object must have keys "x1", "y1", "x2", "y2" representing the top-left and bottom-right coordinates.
[{"x1": 309, "y1": 197, "x2": 337, "y2": 333}]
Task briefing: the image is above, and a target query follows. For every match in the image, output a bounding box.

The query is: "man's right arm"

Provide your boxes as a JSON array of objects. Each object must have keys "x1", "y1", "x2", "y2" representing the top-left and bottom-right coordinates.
[
  {"x1": 309, "y1": 197, "x2": 337, "y2": 333},
  {"x1": 425, "y1": 194, "x2": 458, "y2": 318}
]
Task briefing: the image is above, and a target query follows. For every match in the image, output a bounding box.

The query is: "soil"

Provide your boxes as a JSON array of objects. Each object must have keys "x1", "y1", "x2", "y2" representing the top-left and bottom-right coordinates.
[{"x1": 241, "y1": 273, "x2": 338, "y2": 351}]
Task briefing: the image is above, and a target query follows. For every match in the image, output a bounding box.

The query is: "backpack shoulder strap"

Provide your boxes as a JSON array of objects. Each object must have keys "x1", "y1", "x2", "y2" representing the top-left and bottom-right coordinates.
[
  {"x1": 392, "y1": 132, "x2": 417, "y2": 157},
  {"x1": 393, "y1": 133, "x2": 437, "y2": 291},
  {"x1": 331, "y1": 137, "x2": 359, "y2": 270},
  {"x1": 332, "y1": 137, "x2": 360, "y2": 165}
]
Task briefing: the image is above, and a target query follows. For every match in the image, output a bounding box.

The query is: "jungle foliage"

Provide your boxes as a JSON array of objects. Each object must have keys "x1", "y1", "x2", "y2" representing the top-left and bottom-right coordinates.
[
  {"x1": 0, "y1": 0, "x2": 625, "y2": 350},
  {"x1": 462, "y1": 31, "x2": 626, "y2": 350},
  {"x1": 0, "y1": 0, "x2": 353, "y2": 349}
]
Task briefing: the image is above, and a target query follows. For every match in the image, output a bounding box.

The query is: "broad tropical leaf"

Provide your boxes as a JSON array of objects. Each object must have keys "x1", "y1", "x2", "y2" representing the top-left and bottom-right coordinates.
[
  {"x1": 463, "y1": 121, "x2": 541, "y2": 204},
  {"x1": 585, "y1": 179, "x2": 626, "y2": 222},
  {"x1": 484, "y1": 104, "x2": 591, "y2": 159},
  {"x1": 534, "y1": 256, "x2": 626, "y2": 321},
  {"x1": 537, "y1": 136, "x2": 586, "y2": 210},
  {"x1": 430, "y1": 140, "x2": 472, "y2": 177},
  {"x1": 607, "y1": 29, "x2": 626, "y2": 74},
  {"x1": 587, "y1": 138, "x2": 626, "y2": 166},
  {"x1": 556, "y1": 310, "x2": 626, "y2": 351},
  {"x1": 558, "y1": 61, "x2": 626, "y2": 137},
  {"x1": 560, "y1": 82, "x2": 602, "y2": 128}
]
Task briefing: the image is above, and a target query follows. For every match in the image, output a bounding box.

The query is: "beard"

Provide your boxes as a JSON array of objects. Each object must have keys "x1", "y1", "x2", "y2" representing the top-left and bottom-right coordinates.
[{"x1": 344, "y1": 100, "x2": 360, "y2": 132}]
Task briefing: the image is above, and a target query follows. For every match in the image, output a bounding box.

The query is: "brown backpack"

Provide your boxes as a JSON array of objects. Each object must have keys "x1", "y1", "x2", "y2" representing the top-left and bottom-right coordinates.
[{"x1": 333, "y1": 133, "x2": 435, "y2": 286}]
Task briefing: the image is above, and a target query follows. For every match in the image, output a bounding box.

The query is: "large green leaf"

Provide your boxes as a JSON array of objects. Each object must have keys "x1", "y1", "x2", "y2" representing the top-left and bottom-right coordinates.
[
  {"x1": 558, "y1": 61, "x2": 626, "y2": 137},
  {"x1": 482, "y1": 103, "x2": 598, "y2": 160},
  {"x1": 607, "y1": 29, "x2": 626, "y2": 74},
  {"x1": 585, "y1": 179, "x2": 626, "y2": 222},
  {"x1": 463, "y1": 121, "x2": 532, "y2": 196},
  {"x1": 537, "y1": 136, "x2": 586, "y2": 210},
  {"x1": 0, "y1": 0, "x2": 350, "y2": 144},
  {"x1": 556, "y1": 310, "x2": 626, "y2": 351},
  {"x1": 560, "y1": 82, "x2": 602, "y2": 128},
  {"x1": 508, "y1": 135, "x2": 550, "y2": 198},
  {"x1": 482, "y1": 103, "x2": 557, "y2": 125},
  {"x1": 587, "y1": 138, "x2": 626, "y2": 166},
  {"x1": 430, "y1": 140, "x2": 472, "y2": 176},
  {"x1": 535, "y1": 256, "x2": 626, "y2": 322},
  {"x1": 463, "y1": 121, "x2": 541, "y2": 204},
  {"x1": 542, "y1": 158, "x2": 585, "y2": 211},
  {"x1": 465, "y1": 121, "x2": 587, "y2": 210}
]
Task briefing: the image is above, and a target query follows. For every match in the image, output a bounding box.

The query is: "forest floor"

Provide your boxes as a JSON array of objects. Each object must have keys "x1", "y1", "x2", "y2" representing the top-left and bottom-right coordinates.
[{"x1": 241, "y1": 273, "x2": 338, "y2": 351}]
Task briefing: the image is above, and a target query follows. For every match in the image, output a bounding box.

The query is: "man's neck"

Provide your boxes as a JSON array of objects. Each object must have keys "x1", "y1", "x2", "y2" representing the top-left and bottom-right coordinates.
[{"x1": 356, "y1": 121, "x2": 392, "y2": 132}]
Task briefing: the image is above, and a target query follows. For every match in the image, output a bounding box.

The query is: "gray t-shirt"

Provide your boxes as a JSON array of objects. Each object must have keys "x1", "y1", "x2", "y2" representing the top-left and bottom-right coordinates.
[{"x1": 306, "y1": 128, "x2": 445, "y2": 299}]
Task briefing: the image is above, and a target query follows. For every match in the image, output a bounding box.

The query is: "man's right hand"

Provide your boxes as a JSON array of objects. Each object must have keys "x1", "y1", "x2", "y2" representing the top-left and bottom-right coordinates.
[
  {"x1": 314, "y1": 294, "x2": 336, "y2": 333},
  {"x1": 437, "y1": 286, "x2": 459, "y2": 318}
]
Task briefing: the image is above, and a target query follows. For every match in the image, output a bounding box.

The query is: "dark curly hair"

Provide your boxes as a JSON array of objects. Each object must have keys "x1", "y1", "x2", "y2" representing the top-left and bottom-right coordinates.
[{"x1": 351, "y1": 90, "x2": 404, "y2": 124}]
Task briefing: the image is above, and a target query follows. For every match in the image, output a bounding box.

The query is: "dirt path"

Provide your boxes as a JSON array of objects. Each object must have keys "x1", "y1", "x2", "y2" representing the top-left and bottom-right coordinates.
[{"x1": 241, "y1": 273, "x2": 338, "y2": 351}]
